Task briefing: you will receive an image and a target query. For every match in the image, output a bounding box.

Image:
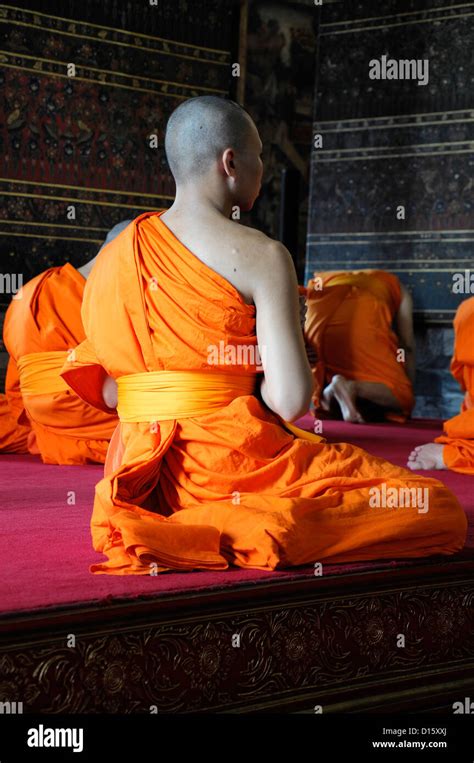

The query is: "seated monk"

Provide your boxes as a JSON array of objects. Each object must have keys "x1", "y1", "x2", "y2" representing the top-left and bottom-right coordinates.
[
  {"x1": 302, "y1": 270, "x2": 415, "y2": 423},
  {"x1": 408, "y1": 296, "x2": 474, "y2": 473},
  {"x1": 61, "y1": 96, "x2": 466, "y2": 574},
  {"x1": 0, "y1": 222, "x2": 130, "y2": 464}
]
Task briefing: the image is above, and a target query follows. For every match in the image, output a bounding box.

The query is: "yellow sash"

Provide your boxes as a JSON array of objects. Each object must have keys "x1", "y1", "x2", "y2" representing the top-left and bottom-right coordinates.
[
  {"x1": 17, "y1": 351, "x2": 69, "y2": 396},
  {"x1": 117, "y1": 369, "x2": 324, "y2": 443},
  {"x1": 117, "y1": 369, "x2": 255, "y2": 422}
]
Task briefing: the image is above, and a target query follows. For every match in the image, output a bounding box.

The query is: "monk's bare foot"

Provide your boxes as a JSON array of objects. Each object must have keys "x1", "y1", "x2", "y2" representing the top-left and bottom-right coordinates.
[
  {"x1": 407, "y1": 443, "x2": 446, "y2": 470},
  {"x1": 322, "y1": 375, "x2": 364, "y2": 423}
]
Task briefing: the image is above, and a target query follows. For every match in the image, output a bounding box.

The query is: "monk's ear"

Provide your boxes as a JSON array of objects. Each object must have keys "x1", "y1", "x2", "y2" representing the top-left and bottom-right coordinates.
[{"x1": 222, "y1": 148, "x2": 235, "y2": 176}]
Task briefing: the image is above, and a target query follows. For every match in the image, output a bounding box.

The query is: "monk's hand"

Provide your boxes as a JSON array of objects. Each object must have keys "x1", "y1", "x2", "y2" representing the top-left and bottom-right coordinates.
[{"x1": 102, "y1": 375, "x2": 118, "y2": 408}]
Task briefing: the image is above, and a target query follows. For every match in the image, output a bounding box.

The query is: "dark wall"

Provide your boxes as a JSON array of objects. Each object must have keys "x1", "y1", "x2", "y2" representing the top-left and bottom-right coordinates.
[
  {"x1": 0, "y1": 0, "x2": 239, "y2": 293},
  {"x1": 306, "y1": 0, "x2": 473, "y2": 324},
  {"x1": 306, "y1": 0, "x2": 473, "y2": 418},
  {"x1": 0, "y1": 0, "x2": 240, "y2": 386},
  {"x1": 242, "y1": 0, "x2": 319, "y2": 280}
]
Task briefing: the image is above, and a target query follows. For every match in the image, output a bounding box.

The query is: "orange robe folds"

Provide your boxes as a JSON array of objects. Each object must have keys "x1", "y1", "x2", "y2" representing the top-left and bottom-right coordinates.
[
  {"x1": 304, "y1": 270, "x2": 414, "y2": 418},
  {"x1": 0, "y1": 356, "x2": 37, "y2": 454},
  {"x1": 435, "y1": 297, "x2": 474, "y2": 473},
  {"x1": 3, "y1": 263, "x2": 117, "y2": 464},
  {"x1": 62, "y1": 212, "x2": 466, "y2": 575},
  {"x1": 0, "y1": 393, "x2": 28, "y2": 453}
]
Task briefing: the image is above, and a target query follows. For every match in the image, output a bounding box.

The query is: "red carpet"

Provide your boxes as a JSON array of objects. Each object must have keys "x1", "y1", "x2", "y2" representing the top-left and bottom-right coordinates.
[{"x1": 1, "y1": 417, "x2": 473, "y2": 615}]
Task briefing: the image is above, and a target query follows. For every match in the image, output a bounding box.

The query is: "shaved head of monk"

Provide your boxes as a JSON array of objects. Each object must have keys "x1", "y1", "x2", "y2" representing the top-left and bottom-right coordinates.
[{"x1": 164, "y1": 96, "x2": 263, "y2": 212}]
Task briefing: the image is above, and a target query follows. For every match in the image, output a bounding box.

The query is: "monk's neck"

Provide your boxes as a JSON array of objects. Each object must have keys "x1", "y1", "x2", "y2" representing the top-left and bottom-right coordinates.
[{"x1": 170, "y1": 188, "x2": 234, "y2": 219}]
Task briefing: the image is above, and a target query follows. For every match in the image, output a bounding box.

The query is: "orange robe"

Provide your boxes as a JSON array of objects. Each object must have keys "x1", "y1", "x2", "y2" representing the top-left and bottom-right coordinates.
[
  {"x1": 304, "y1": 270, "x2": 414, "y2": 418},
  {"x1": 62, "y1": 212, "x2": 466, "y2": 574},
  {"x1": 3, "y1": 263, "x2": 117, "y2": 464},
  {"x1": 0, "y1": 355, "x2": 37, "y2": 454},
  {"x1": 435, "y1": 297, "x2": 474, "y2": 473}
]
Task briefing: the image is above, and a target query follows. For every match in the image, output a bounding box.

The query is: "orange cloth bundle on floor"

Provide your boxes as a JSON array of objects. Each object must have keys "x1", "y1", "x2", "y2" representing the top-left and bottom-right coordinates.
[
  {"x1": 62, "y1": 212, "x2": 466, "y2": 574},
  {"x1": 435, "y1": 296, "x2": 474, "y2": 473},
  {"x1": 2, "y1": 263, "x2": 117, "y2": 464}
]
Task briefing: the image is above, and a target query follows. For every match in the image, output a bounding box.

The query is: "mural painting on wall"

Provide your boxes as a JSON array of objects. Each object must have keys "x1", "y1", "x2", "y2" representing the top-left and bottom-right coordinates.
[
  {"x1": 0, "y1": 0, "x2": 237, "y2": 390},
  {"x1": 307, "y1": 2, "x2": 474, "y2": 324},
  {"x1": 0, "y1": 1, "x2": 234, "y2": 291},
  {"x1": 243, "y1": 1, "x2": 317, "y2": 271}
]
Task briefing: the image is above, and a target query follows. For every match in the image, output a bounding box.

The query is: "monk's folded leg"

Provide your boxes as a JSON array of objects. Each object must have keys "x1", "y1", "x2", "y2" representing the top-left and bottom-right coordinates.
[
  {"x1": 434, "y1": 438, "x2": 474, "y2": 475},
  {"x1": 431, "y1": 408, "x2": 474, "y2": 475},
  {"x1": 246, "y1": 443, "x2": 466, "y2": 568},
  {"x1": 156, "y1": 403, "x2": 467, "y2": 570},
  {"x1": 353, "y1": 380, "x2": 403, "y2": 412}
]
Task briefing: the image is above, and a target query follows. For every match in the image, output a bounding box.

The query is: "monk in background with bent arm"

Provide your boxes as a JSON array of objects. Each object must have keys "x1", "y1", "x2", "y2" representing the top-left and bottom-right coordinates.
[
  {"x1": 302, "y1": 270, "x2": 415, "y2": 424},
  {"x1": 62, "y1": 96, "x2": 466, "y2": 575}
]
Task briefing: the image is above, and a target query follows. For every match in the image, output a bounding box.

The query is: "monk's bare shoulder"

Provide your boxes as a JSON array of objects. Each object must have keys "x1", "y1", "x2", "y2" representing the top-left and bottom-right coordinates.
[
  {"x1": 226, "y1": 223, "x2": 295, "y2": 301},
  {"x1": 224, "y1": 223, "x2": 294, "y2": 300},
  {"x1": 225, "y1": 219, "x2": 270, "y2": 254},
  {"x1": 158, "y1": 211, "x2": 291, "y2": 304},
  {"x1": 227, "y1": 221, "x2": 290, "y2": 271},
  {"x1": 241, "y1": 226, "x2": 293, "y2": 277}
]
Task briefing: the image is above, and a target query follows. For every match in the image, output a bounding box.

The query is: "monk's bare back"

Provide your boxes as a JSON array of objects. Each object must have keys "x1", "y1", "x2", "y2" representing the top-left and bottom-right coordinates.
[
  {"x1": 160, "y1": 209, "x2": 268, "y2": 306},
  {"x1": 159, "y1": 209, "x2": 314, "y2": 421}
]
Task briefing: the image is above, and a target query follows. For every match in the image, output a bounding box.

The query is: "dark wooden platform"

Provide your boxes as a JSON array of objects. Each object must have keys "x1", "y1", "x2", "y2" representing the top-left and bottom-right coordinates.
[{"x1": 2, "y1": 556, "x2": 473, "y2": 714}]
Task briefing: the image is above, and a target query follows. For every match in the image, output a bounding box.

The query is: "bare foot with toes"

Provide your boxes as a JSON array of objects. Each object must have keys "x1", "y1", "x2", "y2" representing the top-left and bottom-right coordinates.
[
  {"x1": 407, "y1": 443, "x2": 446, "y2": 470},
  {"x1": 322, "y1": 375, "x2": 365, "y2": 423}
]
